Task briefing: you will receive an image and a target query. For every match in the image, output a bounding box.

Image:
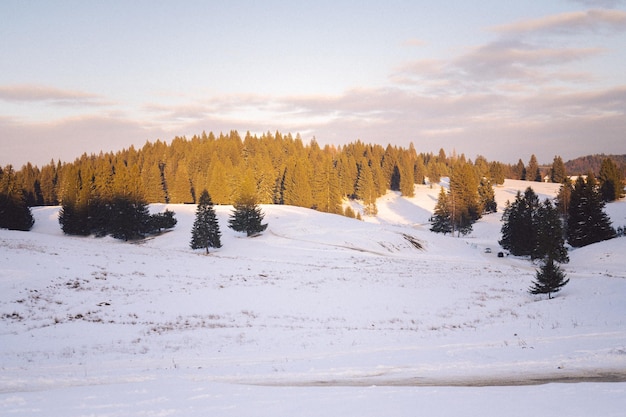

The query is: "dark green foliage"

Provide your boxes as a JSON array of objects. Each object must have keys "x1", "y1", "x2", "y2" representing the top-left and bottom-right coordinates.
[
  {"x1": 108, "y1": 197, "x2": 151, "y2": 241},
  {"x1": 150, "y1": 209, "x2": 177, "y2": 233},
  {"x1": 228, "y1": 184, "x2": 268, "y2": 237},
  {"x1": 500, "y1": 188, "x2": 568, "y2": 262},
  {"x1": 59, "y1": 196, "x2": 175, "y2": 241},
  {"x1": 430, "y1": 187, "x2": 453, "y2": 235},
  {"x1": 58, "y1": 200, "x2": 90, "y2": 236},
  {"x1": 567, "y1": 174, "x2": 615, "y2": 247},
  {"x1": 532, "y1": 199, "x2": 568, "y2": 263},
  {"x1": 0, "y1": 165, "x2": 35, "y2": 231},
  {"x1": 529, "y1": 258, "x2": 569, "y2": 299},
  {"x1": 190, "y1": 190, "x2": 222, "y2": 253},
  {"x1": 598, "y1": 158, "x2": 625, "y2": 202},
  {"x1": 0, "y1": 193, "x2": 35, "y2": 231},
  {"x1": 499, "y1": 188, "x2": 539, "y2": 256}
]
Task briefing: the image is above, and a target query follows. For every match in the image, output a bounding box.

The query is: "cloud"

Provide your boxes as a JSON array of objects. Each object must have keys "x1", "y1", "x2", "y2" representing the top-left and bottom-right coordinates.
[
  {"x1": 454, "y1": 41, "x2": 602, "y2": 83},
  {"x1": 390, "y1": 41, "x2": 601, "y2": 94},
  {"x1": 0, "y1": 84, "x2": 102, "y2": 105},
  {"x1": 570, "y1": 0, "x2": 624, "y2": 9},
  {"x1": 491, "y1": 9, "x2": 626, "y2": 34}
]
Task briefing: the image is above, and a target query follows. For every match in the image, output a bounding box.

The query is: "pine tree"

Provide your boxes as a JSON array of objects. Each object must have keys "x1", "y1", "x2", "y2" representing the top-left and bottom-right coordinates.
[
  {"x1": 598, "y1": 158, "x2": 625, "y2": 202},
  {"x1": 499, "y1": 188, "x2": 540, "y2": 256},
  {"x1": 190, "y1": 190, "x2": 222, "y2": 253},
  {"x1": 448, "y1": 161, "x2": 481, "y2": 236},
  {"x1": 532, "y1": 199, "x2": 568, "y2": 263},
  {"x1": 355, "y1": 160, "x2": 377, "y2": 216},
  {"x1": 526, "y1": 154, "x2": 541, "y2": 182},
  {"x1": 108, "y1": 196, "x2": 151, "y2": 241},
  {"x1": 0, "y1": 165, "x2": 35, "y2": 231},
  {"x1": 489, "y1": 161, "x2": 506, "y2": 185},
  {"x1": 0, "y1": 193, "x2": 35, "y2": 231},
  {"x1": 555, "y1": 178, "x2": 573, "y2": 220},
  {"x1": 529, "y1": 258, "x2": 569, "y2": 299},
  {"x1": 567, "y1": 174, "x2": 615, "y2": 247},
  {"x1": 514, "y1": 159, "x2": 526, "y2": 180},
  {"x1": 430, "y1": 186, "x2": 453, "y2": 234},
  {"x1": 550, "y1": 156, "x2": 567, "y2": 183},
  {"x1": 228, "y1": 177, "x2": 268, "y2": 237},
  {"x1": 478, "y1": 177, "x2": 497, "y2": 214}
]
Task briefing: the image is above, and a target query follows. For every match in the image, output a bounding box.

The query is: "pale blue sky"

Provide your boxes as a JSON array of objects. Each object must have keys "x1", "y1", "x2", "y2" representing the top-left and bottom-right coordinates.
[{"x1": 1, "y1": 0, "x2": 625, "y2": 167}]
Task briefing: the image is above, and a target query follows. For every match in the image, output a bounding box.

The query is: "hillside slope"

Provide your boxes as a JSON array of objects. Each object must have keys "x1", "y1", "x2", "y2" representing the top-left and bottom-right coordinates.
[{"x1": 1, "y1": 179, "x2": 625, "y2": 416}]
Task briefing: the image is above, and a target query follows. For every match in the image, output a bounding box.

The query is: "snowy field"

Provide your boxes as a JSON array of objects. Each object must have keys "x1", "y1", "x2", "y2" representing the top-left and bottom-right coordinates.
[{"x1": 1, "y1": 179, "x2": 625, "y2": 416}]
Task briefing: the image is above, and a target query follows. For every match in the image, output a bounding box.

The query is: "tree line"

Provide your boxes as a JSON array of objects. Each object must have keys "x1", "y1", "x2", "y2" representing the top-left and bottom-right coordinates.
[
  {"x1": 1, "y1": 130, "x2": 624, "y2": 235},
  {"x1": 2, "y1": 132, "x2": 566, "y2": 213}
]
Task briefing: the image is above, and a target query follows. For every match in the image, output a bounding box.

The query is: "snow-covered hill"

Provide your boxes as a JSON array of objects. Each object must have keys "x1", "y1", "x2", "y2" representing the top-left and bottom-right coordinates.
[{"x1": 1, "y1": 179, "x2": 625, "y2": 416}]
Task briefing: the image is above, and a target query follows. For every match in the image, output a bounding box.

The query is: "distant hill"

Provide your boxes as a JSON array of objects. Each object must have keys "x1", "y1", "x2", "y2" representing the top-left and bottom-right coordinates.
[{"x1": 564, "y1": 154, "x2": 626, "y2": 176}]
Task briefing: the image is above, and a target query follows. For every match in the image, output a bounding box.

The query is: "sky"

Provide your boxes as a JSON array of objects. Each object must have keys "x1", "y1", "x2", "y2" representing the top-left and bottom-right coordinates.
[{"x1": 1, "y1": 0, "x2": 625, "y2": 168}]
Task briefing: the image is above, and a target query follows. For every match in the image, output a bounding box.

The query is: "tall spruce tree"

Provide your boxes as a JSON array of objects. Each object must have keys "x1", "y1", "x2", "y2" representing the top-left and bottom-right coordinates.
[
  {"x1": 448, "y1": 161, "x2": 481, "y2": 236},
  {"x1": 478, "y1": 177, "x2": 497, "y2": 214},
  {"x1": 529, "y1": 258, "x2": 569, "y2": 299},
  {"x1": 190, "y1": 189, "x2": 222, "y2": 253},
  {"x1": 567, "y1": 174, "x2": 615, "y2": 247},
  {"x1": 108, "y1": 196, "x2": 151, "y2": 241},
  {"x1": 598, "y1": 157, "x2": 625, "y2": 202},
  {"x1": 499, "y1": 188, "x2": 539, "y2": 256},
  {"x1": 526, "y1": 154, "x2": 541, "y2": 182},
  {"x1": 430, "y1": 186, "x2": 453, "y2": 234},
  {"x1": 532, "y1": 199, "x2": 568, "y2": 263},
  {"x1": 550, "y1": 156, "x2": 567, "y2": 183}
]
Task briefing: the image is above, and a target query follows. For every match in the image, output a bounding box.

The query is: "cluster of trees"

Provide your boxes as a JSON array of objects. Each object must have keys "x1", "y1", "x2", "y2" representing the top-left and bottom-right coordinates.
[
  {"x1": 500, "y1": 188, "x2": 569, "y2": 261},
  {"x1": 191, "y1": 186, "x2": 267, "y2": 254},
  {"x1": 56, "y1": 161, "x2": 177, "y2": 240},
  {"x1": 500, "y1": 172, "x2": 617, "y2": 298},
  {"x1": 430, "y1": 159, "x2": 497, "y2": 236},
  {"x1": 59, "y1": 197, "x2": 177, "y2": 241},
  {"x1": 499, "y1": 189, "x2": 571, "y2": 299},
  {"x1": 0, "y1": 165, "x2": 34, "y2": 231},
  {"x1": 562, "y1": 174, "x2": 616, "y2": 247}
]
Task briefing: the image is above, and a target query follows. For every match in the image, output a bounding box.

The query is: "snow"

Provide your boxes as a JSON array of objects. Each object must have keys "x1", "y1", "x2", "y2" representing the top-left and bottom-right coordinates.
[{"x1": 1, "y1": 179, "x2": 626, "y2": 416}]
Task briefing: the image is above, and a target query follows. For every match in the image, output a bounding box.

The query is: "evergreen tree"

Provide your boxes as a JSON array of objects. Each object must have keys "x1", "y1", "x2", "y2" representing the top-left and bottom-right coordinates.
[
  {"x1": 567, "y1": 174, "x2": 615, "y2": 247},
  {"x1": 514, "y1": 159, "x2": 526, "y2": 180},
  {"x1": 448, "y1": 161, "x2": 481, "y2": 236},
  {"x1": 499, "y1": 188, "x2": 539, "y2": 256},
  {"x1": 430, "y1": 186, "x2": 453, "y2": 234},
  {"x1": 355, "y1": 160, "x2": 377, "y2": 216},
  {"x1": 0, "y1": 193, "x2": 35, "y2": 231},
  {"x1": 532, "y1": 199, "x2": 568, "y2": 263},
  {"x1": 478, "y1": 177, "x2": 497, "y2": 214},
  {"x1": 228, "y1": 177, "x2": 268, "y2": 237},
  {"x1": 108, "y1": 196, "x2": 151, "y2": 241},
  {"x1": 555, "y1": 178, "x2": 573, "y2": 220},
  {"x1": 598, "y1": 157, "x2": 625, "y2": 202},
  {"x1": 550, "y1": 156, "x2": 567, "y2": 183},
  {"x1": 149, "y1": 209, "x2": 177, "y2": 233},
  {"x1": 489, "y1": 161, "x2": 506, "y2": 185},
  {"x1": 529, "y1": 258, "x2": 569, "y2": 299},
  {"x1": 526, "y1": 154, "x2": 541, "y2": 182},
  {"x1": 190, "y1": 190, "x2": 222, "y2": 253},
  {"x1": 0, "y1": 165, "x2": 35, "y2": 231}
]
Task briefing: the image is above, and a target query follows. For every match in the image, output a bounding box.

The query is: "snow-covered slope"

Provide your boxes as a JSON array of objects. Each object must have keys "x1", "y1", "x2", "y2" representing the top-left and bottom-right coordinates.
[{"x1": 1, "y1": 180, "x2": 625, "y2": 416}]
